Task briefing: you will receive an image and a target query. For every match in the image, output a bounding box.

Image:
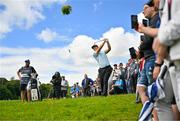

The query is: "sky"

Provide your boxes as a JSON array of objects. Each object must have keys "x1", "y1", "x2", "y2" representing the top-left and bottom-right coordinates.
[{"x1": 0, "y1": 0, "x2": 146, "y2": 86}]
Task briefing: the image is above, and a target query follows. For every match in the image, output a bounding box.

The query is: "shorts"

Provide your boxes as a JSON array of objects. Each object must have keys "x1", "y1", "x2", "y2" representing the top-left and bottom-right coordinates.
[
  {"x1": 20, "y1": 84, "x2": 27, "y2": 91},
  {"x1": 137, "y1": 58, "x2": 155, "y2": 87}
]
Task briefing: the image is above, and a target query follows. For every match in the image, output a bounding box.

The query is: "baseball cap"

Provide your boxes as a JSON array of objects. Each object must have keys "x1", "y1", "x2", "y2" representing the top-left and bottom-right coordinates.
[
  {"x1": 25, "y1": 59, "x2": 30, "y2": 63},
  {"x1": 91, "y1": 44, "x2": 98, "y2": 49}
]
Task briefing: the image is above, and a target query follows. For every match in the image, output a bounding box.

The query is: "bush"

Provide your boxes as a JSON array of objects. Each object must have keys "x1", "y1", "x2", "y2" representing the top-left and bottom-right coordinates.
[
  {"x1": 0, "y1": 78, "x2": 8, "y2": 85},
  {"x1": 0, "y1": 85, "x2": 12, "y2": 100},
  {"x1": 40, "y1": 84, "x2": 52, "y2": 99},
  {"x1": 6, "y1": 80, "x2": 20, "y2": 99}
]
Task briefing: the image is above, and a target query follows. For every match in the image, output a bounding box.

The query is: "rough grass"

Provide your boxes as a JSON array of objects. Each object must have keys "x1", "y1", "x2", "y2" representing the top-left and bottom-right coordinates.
[{"x1": 0, "y1": 94, "x2": 142, "y2": 121}]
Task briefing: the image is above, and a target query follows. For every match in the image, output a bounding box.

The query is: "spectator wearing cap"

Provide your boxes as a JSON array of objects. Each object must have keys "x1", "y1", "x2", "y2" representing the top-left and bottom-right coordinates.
[
  {"x1": 61, "y1": 76, "x2": 68, "y2": 98},
  {"x1": 128, "y1": 60, "x2": 139, "y2": 94},
  {"x1": 109, "y1": 63, "x2": 125, "y2": 95},
  {"x1": 17, "y1": 59, "x2": 37, "y2": 102},
  {"x1": 118, "y1": 63, "x2": 127, "y2": 93},
  {"x1": 92, "y1": 38, "x2": 112, "y2": 96},
  {"x1": 50, "y1": 72, "x2": 62, "y2": 99},
  {"x1": 109, "y1": 79, "x2": 124, "y2": 95},
  {"x1": 112, "y1": 64, "x2": 119, "y2": 85},
  {"x1": 125, "y1": 59, "x2": 132, "y2": 93},
  {"x1": 75, "y1": 82, "x2": 81, "y2": 97}
]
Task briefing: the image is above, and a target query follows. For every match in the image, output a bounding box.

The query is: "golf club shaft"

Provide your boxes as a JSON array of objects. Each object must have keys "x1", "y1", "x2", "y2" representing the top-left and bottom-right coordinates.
[{"x1": 94, "y1": 39, "x2": 106, "y2": 44}]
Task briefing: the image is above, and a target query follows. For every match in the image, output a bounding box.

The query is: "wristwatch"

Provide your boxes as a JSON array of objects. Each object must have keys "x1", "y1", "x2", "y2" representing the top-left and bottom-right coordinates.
[{"x1": 155, "y1": 61, "x2": 163, "y2": 67}]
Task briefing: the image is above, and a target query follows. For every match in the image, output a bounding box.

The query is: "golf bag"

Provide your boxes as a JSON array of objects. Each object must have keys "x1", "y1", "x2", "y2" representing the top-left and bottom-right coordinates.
[{"x1": 27, "y1": 74, "x2": 42, "y2": 101}]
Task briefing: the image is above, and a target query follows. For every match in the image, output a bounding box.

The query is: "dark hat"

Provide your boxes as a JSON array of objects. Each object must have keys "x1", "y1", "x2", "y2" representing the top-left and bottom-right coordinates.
[
  {"x1": 91, "y1": 44, "x2": 98, "y2": 49},
  {"x1": 145, "y1": 0, "x2": 154, "y2": 7},
  {"x1": 113, "y1": 64, "x2": 117, "y2": 66},
  {"x1": 25, "y1": 59, "x2": 30, "y2": 63}
]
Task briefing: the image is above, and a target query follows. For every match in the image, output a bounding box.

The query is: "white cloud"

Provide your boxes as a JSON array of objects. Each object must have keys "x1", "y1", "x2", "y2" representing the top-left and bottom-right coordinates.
[
  {"x1": 0, "y1": 27, "x2": 139, "y2": 86},
  {"x1": 102, "y1": 27, "x2": 139, "y2": 59},
  {"x1": 37, "y1": 28, "x2": 70, "y2": 43},
  {"x1": 37, "y1": 28, "x2": 58, "y2": 43},
  {"x1": 0, "y1": 0, "x2": 67, "y2": 38}
]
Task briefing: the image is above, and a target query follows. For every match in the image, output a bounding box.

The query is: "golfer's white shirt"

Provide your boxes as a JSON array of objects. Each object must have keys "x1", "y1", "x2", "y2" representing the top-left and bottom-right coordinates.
[{"x1": 93, "y1": 51, "x2": 110, "y2": 68}]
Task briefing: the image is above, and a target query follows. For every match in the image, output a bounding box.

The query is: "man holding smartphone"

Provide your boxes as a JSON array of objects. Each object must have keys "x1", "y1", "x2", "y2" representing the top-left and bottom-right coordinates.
[
  {"x1": 134, "y1": 1, "x2": 160, "y2": 120},
  {"x1": 92, "y1": 39, "x2": 112, "y2": 96},
  {"x1": 135, "y1": 1, "x2": 159, "y2": 104}
]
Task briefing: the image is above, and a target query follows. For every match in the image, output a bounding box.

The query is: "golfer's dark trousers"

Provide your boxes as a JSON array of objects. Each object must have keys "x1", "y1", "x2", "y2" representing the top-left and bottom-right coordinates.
[{"x1": 98, "y1": 65, "x2": 112, "y2": 96}]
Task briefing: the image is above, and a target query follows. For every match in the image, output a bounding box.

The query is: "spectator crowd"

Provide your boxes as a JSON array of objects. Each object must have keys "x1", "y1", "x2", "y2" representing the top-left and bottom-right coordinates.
[{"x1": 15, "y1": 0, "x2": 180, "y2": 120}]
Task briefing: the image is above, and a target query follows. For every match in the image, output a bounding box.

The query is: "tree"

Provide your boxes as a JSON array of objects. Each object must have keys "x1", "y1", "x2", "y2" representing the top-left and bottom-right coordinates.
[
  {"x1": 10, "y1": 77, "x2": 15, "y2": 80},
  {"x1": 0, "y1": 77, "x2": 8, "y2": 85},
  {"x1": 40, "y1": 83, "x2": 53, "y2": 99},
  {"x1": 0, "y1": 85, "x2": 12, "y2": 100},
  {"x1": 0, "y1": 78, "x2": 20, "y2": 100},
  {"x1": 6, "y1": 80, "x2": 20, "y2": 99}
]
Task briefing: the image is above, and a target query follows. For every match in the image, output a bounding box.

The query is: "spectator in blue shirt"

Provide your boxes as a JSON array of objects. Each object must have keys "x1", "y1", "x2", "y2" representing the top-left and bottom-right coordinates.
[{"x1": 109, "y1": 79, "x2": 124, "y2": 95}]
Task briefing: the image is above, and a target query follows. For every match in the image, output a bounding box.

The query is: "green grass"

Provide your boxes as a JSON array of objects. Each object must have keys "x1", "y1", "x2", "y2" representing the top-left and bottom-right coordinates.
[{"x1": 0, "y1": 94, "x2": 142, "y2": 121}]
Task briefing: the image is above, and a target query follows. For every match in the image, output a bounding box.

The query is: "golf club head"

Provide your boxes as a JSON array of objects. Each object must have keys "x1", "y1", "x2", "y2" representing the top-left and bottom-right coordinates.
[{"x1": 94, "y1": 38, "x2": 108, "y2": 44}]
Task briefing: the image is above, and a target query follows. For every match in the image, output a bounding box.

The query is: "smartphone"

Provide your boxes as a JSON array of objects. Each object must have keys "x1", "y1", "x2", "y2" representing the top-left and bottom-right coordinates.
[
  {"x1": 129, "y1": 47, "x2": 137, "y2": 59},
  {"x1": 142, "y1": 19, "x2": 149, "y2": 27},
  {"x1": 131, "y1": 15, "x2": 138, "y2": 29}
]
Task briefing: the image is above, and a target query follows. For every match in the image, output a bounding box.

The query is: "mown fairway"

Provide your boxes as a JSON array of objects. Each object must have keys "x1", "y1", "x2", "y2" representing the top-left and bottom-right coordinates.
[{"x1": 0, "y1": 94, "x2": 142, "y2": 121}]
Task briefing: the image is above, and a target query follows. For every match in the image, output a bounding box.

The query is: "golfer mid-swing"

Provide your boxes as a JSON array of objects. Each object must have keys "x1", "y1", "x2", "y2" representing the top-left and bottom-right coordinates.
[{"x1": 92, "y1": 38, "x2": 112, "y2": 96}]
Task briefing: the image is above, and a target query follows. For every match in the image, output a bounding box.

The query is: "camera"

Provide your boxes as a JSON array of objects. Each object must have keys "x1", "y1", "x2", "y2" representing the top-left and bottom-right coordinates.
[
  {"x1": 129, "y1": 47, "x2": 137, "y2": 59},
  {"x1": 131, "y1": 15, "x2": 138, "y2": 29}
]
